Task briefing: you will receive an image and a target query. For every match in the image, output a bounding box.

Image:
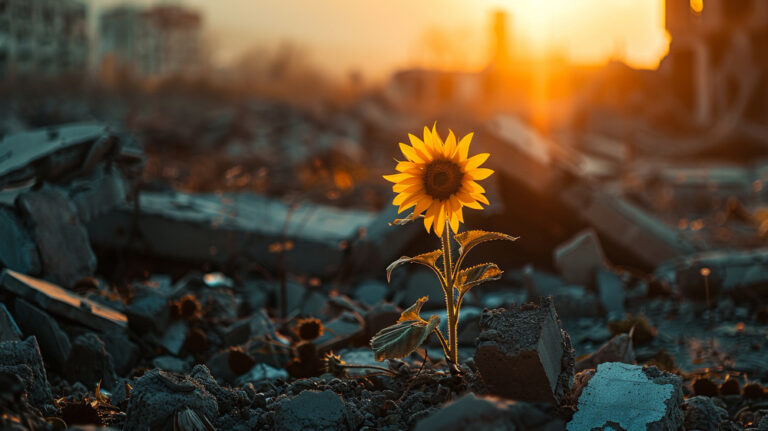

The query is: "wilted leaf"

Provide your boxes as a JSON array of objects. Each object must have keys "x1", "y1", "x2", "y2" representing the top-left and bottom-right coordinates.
[
  {"x1": 370, "y1": 315, "x2": 440, "y2": 361},
  {"x1": 454, "y1": 230, "x2": 517, "y2": 257},
  {"x1": 389, "y1": 211, "x2": 424, "y2": 226},
  {"x1": 386, "y1": 249, "x2": 442, "y2": 283},
  {"x1": 398, "y1": 296, "x2": 428, "y2": 323},
  {"x1": 456, "y1": 263, "x2": 503, "y2": 295}
]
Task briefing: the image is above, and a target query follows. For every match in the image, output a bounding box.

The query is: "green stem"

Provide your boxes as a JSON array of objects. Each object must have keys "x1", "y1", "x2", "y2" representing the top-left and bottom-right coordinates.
[
  {"x1": 440, "y1": 218, "x2": 458, "y2": 367},
  {"x1": 434, "y1": 328, "x2": 451, "y2": 364}
]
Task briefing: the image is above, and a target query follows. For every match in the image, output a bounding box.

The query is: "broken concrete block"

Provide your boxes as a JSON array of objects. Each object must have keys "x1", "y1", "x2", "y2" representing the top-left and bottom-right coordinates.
[
  {"x1": 65, "y1": 333, "x2": 118, "y2": 391},
  {"x1": 349, "y1": 204, "x2": 422, "y2": 276},
  {"x1": 353, "y1": 279, "x2": 388, "y2": 307},
  {"x1": 575, "y1": 333, "x2": 635, "y2": 372},
  {"x1": 0, "y1": 303, "x2": 22, "y2": 341},
  {"x1": 561, "y1": 185, "x2": 698, "y2": 268},
  {"x1": 567, "y1": 362, "x2": 683, "y2": 431},
  {"x1": 100, "y1": 328, "x2": 140, "y2": 376},
  {"x1": 683, "y1": 396, "x2": 729, "y2": 431},
  {"x1": 596, "y1": 269, "x2": 626, "y2": 319},
  {"x1": 64, "y1": 166, "x2": 127, "y2": 223},
  {"x1": 522, "y1": 266, "x2": 601, "y2": 318},
  {"x1": 316, "y1": 311, "x2": 365, "y2": 350},
  {"x1": 401, "y1": 269, "x2": 445, "y2": 309},
  {"x1": 0, "y1": 206, "x2": 41, "y2": 275},
  {"x1": 17, "y1": 188, "x2": 97, "y2": 287},
  {"x1": 413, "y1": 392, "x2": 562, "y2": 431},
  {"x1": 87, "y1": 191, "x2": 378, "y2": 277},
  {"x1": 14, "y1": 298, "x2": 71, "y2": 369},
  {"x1": 152, "y1": 356, "x2": 190, "y2": 374},
  {"x1": 126, "y1": 284, "x2": 171, "y2": 334},
  {"x1": 222, "y1": 309, "x2": 276, "y2": 346},
  {"x1": 275, "y1": 390, "x2": 348, "y2": 431},
  {"x1": 123, "y1": 369, "x2": 218, "y2": 431},
  {"x1": 0, "y1": 270, "x2": 127, "y2": 332},
  {"x1": 0, "y1": 336, "x2": 53, "y2": 408},
  {"x1": 554, "y1": 229, "x2": 607, "y2": 287},
  {"x1": 189, "y1": 364, "x2": 246, "y2": 415},
  {"x1": 474, "y1": 298, "x2": 575, "y2": 403},
  {"x1": 159, "y1": 320, "x2": 189, "y2": 356},
  {"x1": 236, "y1": 363, "x2": 288, "y2": 386}
]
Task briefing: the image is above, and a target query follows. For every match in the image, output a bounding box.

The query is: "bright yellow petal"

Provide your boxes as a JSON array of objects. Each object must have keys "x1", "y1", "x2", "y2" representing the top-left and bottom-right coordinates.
[
  {"x1": 398, "y1": 193, "x2": 424, "y2": 213},
  {"x1": 395, "y1": 161, "x2": 418, "y2": 172},
  {"x1": 424, "y1": 201, "x2": 440, "y2": 233},
  {"x1": 435, "y1": 202, "x2": 446, "y2": 237},
  {"x1": 422, "y1": 126, "x2": 434, "y2": 152},
  {"x1": 448, "y1": 196, "x2": 460, "y2": 233},
  {"x1": 461, "y1": 180, "x2": 486, "y2": 194},
  {"x1": 467, "y1": 168, "x2": 494, "y2": 180},
  {"x1": 457, "y1": 191, "x2": 483, "y2": 209},
  {"x1": 464, "y1": 153, "x2": 489, "y2": 171},
  {"x1": 444, "y1": 130, "x2": 457, "y2": 158},
  {"x1": 383, "y1": 173, "x2": 412, "y2": 183},
  {"x1": 472, "y1": 193, "x2": 490, "y2": 205},
  {"x1": 457, "y1": 206, "x2": 464, "y2": 223},
  {"x1": 399, "y1": 176, "x2": 423, "y2": 186},
  {"x1": 413, "y1": 195, "x2": 433, "y2": 217},
  {"x1": 399, "y1": 143, "x2": 425, "y2": 163},
  {"x1": 408, "y1": 134, "x2": 432, "y2": 162},
  {"x1": 454, "y1": 132, "x2": 473, "y2": 163}
]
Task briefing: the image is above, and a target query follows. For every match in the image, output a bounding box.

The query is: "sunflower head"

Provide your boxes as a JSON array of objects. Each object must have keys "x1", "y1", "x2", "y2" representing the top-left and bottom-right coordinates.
[{"x1": 383, "y1": 125, "x2": 493, "y2": 237}]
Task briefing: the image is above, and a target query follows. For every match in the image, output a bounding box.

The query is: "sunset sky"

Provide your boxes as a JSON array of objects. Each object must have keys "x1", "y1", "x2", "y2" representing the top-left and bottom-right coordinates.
[{"x1": 88, "y1": 0, "x2": 670, "y2": 80}]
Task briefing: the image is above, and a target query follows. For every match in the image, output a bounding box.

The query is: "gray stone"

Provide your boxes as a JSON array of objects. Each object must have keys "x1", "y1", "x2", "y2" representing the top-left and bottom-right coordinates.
[
  {"x1": 554, "y1": 229, "x2": 607, "y2": 287},
  {"x1": 0, "y1": 336, "x2": 53, "y2": 408},
  {"x1": 100, "y1": 329, "x2": 140, "y2": 376},
  {"x1": 0, "y1": 206, "x2": 41, "y2": 275},
  {"x1": 353, "y1": 279, "x2": 388, "y2": 307},
  {"x1": 222, "y1": 309, "x2": 275, "y2": 346},
  {"x1": 64, "y1": 166, "x2": 127, "y2": 223},
  {"x1": 316, "y1": 311, "x2": 364, "y2": 348},
  {"x1": 65, "y1": 333, "x2": 118, "y2": 390},
  {"x1": 159, "y1": 320, "x2": 189, "y2": 356},
  {"x1": 575, "y1": 333, "x2": 635, "y2": 372},
  {"x1": 0, "y1": 269, "x2": 127, "y2": 332},
  {"x1": 683, "y1": 396, "x2": 729, "y2": 431},
  {"x1": 522, "y1": 266, "x2": 600, "y2": 318},
  {"x1": 236, "y1": 363, "x2": 288, "y2": 385},
  {"x1": 401, "y1": 269, "x2": 444, "y2": 309},
  {"x1": 596, "y1": 269, "x2": 626, "y2": 319},
  {"x1": 123, "y1": 369, "x2": 218, "y2": 431},
  {"x1": 126, "y1": 283, "x2": 171, "y2": 334},
  {"x1": 567, "y1": 362, "x2": 683, "y2": 431},
  {"x1": 474, "y1": 297, "x2": 574, "y2": 403},
  {"x1": 189, "y1": 364, "x2": 245, "y2": 415},
  {"x1": 17, "y1": 188, "x2": 96, "y2": 287},
  {"x1": 152, "y1": 355, "x2": 189, "y2": 374},
  {"x1": 0, "y1": 303, "x2": 22, "y2": 341},
  {"x1": 275, "y1": 389, "x2": 348, "y2": 431},
  {"x1": 413, "y1": 393, "x2": 561, "y2": 431},
  {"x1": 14, "y1": 298, "x2": 71, "y2": 369}
]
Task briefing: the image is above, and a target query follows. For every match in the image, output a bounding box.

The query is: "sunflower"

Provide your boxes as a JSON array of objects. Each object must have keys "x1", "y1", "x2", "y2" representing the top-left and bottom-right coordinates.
[{"x1": 383, "y1": 125, "x2": 493, "y2": 237}]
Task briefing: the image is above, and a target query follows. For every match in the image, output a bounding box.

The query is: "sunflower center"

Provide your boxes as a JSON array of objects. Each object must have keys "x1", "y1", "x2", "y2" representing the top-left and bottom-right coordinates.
[{"x1": 424, "y1": 160, "x2": 463, "y2": 200}]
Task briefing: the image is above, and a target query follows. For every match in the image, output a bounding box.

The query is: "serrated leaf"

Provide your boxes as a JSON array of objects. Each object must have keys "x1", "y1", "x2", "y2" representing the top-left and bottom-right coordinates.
[
  {"x1": 386, "y1": 249, "x2": 442, "y2": 283},
  {"x1": 370, "y1": 315, "x2": 440, "y2": 361},
  {"x1": 398, "y1": 296, "x2": 428, "y2": 323},
  {"x1": 456, "y1": 263, "x2": 503, "y2": 295},
  {"x1": 454, "y1": 230, "x2": 518, "y2": 257}
]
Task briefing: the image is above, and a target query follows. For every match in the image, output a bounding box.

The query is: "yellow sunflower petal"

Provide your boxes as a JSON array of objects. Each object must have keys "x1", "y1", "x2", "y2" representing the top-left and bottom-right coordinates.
[
  {"x1": 457, "y1": 206, "x2": 464, "y2": 223},
  {"x1": 454, "y1": 132, "x2": 473, "y2": 163},
  {"x1": 413, "y1": 195, "x2": 433, "y2": 217},
  {"x1": 448, "y1": 196, "x2": 461, "y2": 233},
  {"x1": 444, "y1": 130, "x2": 457, "y2": 158},
  {"x1": 457, "y1": 191, "x2": 483, "y2": 209},
  {"x1": 472, "y1": 193, "x2": 490, "y2": 205},
  {"x1": 467, "y1": 168, "x2": 494, "y2": 180},
  {"x1": 464, "y1": 153, "x2": 490, "y2": 171},
  {"x1": 399, "y1": 176, "x2": 423, "y2": 186},
  {"x1": 392, "y1": 192, "x2": 411, "y2": 206},
  {"x1": 383, "y1": 173, "x2": 412, "y2": 183},
  {"x1": 395, "y1": 161, "x2": 418, "y2": 172},
  {"x1": 408, "y1": 134, "x2": 432, "y2": 162},
  {"x1": 422, "y1": 126, "x2": 434, "y2": 152},
  {"x1": 399, "y1": 143, "x2": 425, "y2": 163},
  {"x1": 461, "y1": 180, "x2": 486, "y2": 194},
  {"x1": 424, "y1": 201, "x2": 440, "y2": 233},
  {"x1": 435, "y1": 202, "x2": 447, "y2": 237},
  {"x1": 398, "y1": 193, "x2": 424, "y2": 213}
]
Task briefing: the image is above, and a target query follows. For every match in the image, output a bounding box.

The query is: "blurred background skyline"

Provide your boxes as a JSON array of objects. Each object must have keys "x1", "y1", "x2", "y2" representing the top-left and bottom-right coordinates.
[{"x1": 85, "y1": 0, "x2": 669, "y2": 80}]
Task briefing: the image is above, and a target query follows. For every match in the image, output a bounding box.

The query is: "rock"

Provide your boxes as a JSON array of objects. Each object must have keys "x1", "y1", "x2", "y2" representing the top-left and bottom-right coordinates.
[
  {"x1": 683, "y1": 396, "x2": 729, "y2": 431},
  {"x1": 65, "y1": 333, "x2": 118, "y2": 390},
  {"x1": 0, "y1": 337, "x2": 53, "y2": 408},
  {"x1": 159, "y1": 320, "x2": 189, "y2": 356},
  {"x1": 100, "y1": 329, "x2": 140, "y2": 376},
  {"x1": 189, "y1": 364, "x2": 245, "y2": 415},
  {"x1": 316, "y1": 311, "x2": 364, "y2": 349},
  {"x1": 413, "y1": 393, "x2": 561, "y2": 431},
  {"x1": 553, "y1": 229, "x2": 607, "y2": 287},
  {"x1": 363, "y1": 302, "x2": 400, "y2": 336},
  {"x1": 474, "y1": 298, "x2": 575, "y2": 403},
  {"x1": 337, "y1": 348, "x2": 382, "y2": 376},
  {"x1": 0, "y1": 303, "x2": 22, "y2": 341},
  {"x1": 14, "y1": 298, "x2": 71, "y2": 369},
  {"x1": 222, "y1": 309, "x2": 275, "y2": 346},
  {"x1": 353, "y1": 279, "x2": 388, "y2": 307},
  {"x1": 596, "y1": 269, "x2": 626, "y2": 319},
  {"x1": 123, "y1": 369, "x2": 218, "y2": 431},
  {"x1": 17, "y1": 188, "x2": 97, "y2": 287},
  {"x1": 0, "y1": 269, "x2": 127, "y2": 332},
  {"x1": 400, "y1": 269, "x2": 444, "y2": 309},
  {"x1": 64, "y1": 166, "x2": 127, "y2": 224},
  {"x1": 236, "y1": 363, "x2": 288, "y2": 386},
  {"x1": 522, "y1": 266, "x2": 600, "y2": 318},
  {"x1": 152, "y1": 355, "x2": 190, "y2": 374},
  {"x1": 0, "y1": 206, "x2": 41, "y2": 275},
  {"x1": 275, "y1": 389, "x2": 348, "y2": 431},
  {"x1": 575, "y1": 333, "x2": 635, "y2": 372},
  {"x1": 567, "y1": 362, "x2": 683, "y2": 431}
]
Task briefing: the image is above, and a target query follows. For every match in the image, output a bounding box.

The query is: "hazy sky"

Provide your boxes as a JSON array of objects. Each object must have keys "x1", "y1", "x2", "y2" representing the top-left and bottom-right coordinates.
[{"x1": 88, "y1": 0, "x2": 669, "y2": 80}]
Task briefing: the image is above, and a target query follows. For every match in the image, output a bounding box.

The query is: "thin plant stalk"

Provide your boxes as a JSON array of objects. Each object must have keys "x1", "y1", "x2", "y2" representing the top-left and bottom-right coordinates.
[{"x1": 440, "y1": 219, "x2": 461, "y2": 374}]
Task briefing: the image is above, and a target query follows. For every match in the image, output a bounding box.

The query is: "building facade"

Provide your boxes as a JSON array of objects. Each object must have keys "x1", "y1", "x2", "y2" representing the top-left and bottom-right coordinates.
[{"x1": 0, "y1": 0, "x2": 88, "y2": 81}]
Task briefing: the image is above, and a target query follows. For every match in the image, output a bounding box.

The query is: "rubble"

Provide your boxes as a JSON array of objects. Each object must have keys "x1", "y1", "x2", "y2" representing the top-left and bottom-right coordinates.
[
  {"x1": 567, "y1": 362, "x2": 683, "y2": 431},
  {"x1": 474, "y1": 298, "x2": 575, "y2": 403},
  {"x1": 14, "y1": 298, "x2": 71, "y2": 369},
  {"x1": 0, "y1": 336, "x2": 53, "y2": 409},
  {"x1": 683, "y1": 396, "x2": 730, "y2": 431},
  {"x1": 0, "y1": 269, "x2": 128, "y2": 332},
  {"x1": 0, "y1": 206, "x2": 41, "y2": 275},
  {"x1": 596, "y1": 269, "x2": 626, "y2": 319},
  {"x1": 0, "y1": 303, "x2": 22, "y2": 341},
  {"x1": 553, "y1": 229, "x2": 607, "y2": 287},
  {"x1": 65, "y1": 333, "x2": 118, "y2": 390},
  {"x1": 274, "y1": 389, "x2": 349, "y2": 431}
]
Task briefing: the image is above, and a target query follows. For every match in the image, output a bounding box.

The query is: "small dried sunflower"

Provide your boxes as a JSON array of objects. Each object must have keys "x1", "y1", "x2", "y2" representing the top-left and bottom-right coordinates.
[{"x1": 383, "y1": 125, "x2": 493, "y2": 237}]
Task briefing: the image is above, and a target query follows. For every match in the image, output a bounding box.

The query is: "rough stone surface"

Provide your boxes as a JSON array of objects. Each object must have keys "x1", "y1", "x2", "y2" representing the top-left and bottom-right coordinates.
[
  {"x1": 123, "y1": 368, "x2": 218, "y2": 431},
  {"x1": 353, "y1": 279, "x2": 388, "y2": 307},
  {"x1": 413, "y1": 393, "x2": 561, "y2": 431},
  {"x1": 596, "y1": 269, "x2": 626, "y2": 319},
  {"x1": 475, "y1": 297, "x2": 574, "y2": 403},
  {"x1": 275, "y1": 389, "x2": 348, "y2": 431},
  {"x1": 0, "y1": 336, "x2": 53, "y2": 408},
  {"x1": 100, "y1": 329, "x2": 140, "y2": 376},
  {"x1": 65, "y1": 332, "x2": 118, "y2": 390},
  {"x1": 189, "y1": 364, "x2": 246, "y2": 415},
  {"x1": 17, "y1": 188, "x2": 97, "y2": 287},
  {"x1": 683, "y1": 396, "x2": 729, "y2": 431},
  {"x1": 554, "y1": 229, "x2": 607, "y2": 287},
  {"x1": 14, "y1": 298, "x2": 71, "y2": 369},
  {"x1": 567, "y1": 362, "x2": 683, "y2": 431},
  {"x1": 0, "y1": 206, "x2": 41, "y2": 275},
  {"x1": 0, "y1": 303, "x2": 22, "y2": 341}
]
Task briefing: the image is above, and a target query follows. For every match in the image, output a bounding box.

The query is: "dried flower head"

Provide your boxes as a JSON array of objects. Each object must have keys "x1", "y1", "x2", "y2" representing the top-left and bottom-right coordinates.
[
  {"x1": 383, "y1": 125, "x2": 493, "y2": 237},
  {"x1": 322, "y1": 352, "x2": 347, "y2": 377},
  {"x1": 294, "y1": 317, "x2": 324, "y2": 341}
]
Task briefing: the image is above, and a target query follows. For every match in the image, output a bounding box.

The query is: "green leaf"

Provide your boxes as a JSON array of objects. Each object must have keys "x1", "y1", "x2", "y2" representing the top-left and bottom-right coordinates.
[
  {"x1": 456, "y1": 263, "x2": 503, "y2": 295},
  {"x1": 386, "y1": 249, "x2": 442, "y2": 283},
  {"x1": 370, "y1": 315, "x2": 440, "y2": 361},
  {"x1": 398, "y1": 296, "x2": 428, "y2": 323},
  {"x1": 454, "y1": 230, "x2": 518, "y2": 257}
]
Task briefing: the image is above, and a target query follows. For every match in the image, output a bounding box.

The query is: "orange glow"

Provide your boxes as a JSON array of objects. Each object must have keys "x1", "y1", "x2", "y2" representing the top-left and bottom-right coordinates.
[{"x1": 690, "y1": 0, "x2": 704, "y2": 14}]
